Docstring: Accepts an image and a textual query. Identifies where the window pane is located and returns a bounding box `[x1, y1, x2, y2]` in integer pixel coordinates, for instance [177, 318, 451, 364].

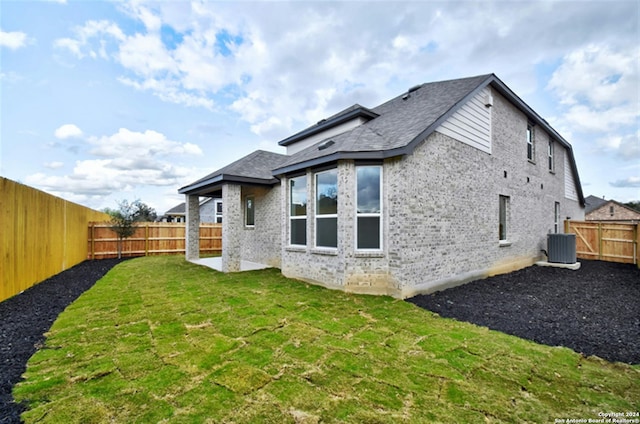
[290, 176, 307, 216]
[246, 197, 255, 226]
[357, 167, 380, 213]
[357, 217, 380, 249]
[499, 196, 507, 240]
[316, 169, 338, 215]
[291, 218, 306, 245]
[317, 217, 337, 248]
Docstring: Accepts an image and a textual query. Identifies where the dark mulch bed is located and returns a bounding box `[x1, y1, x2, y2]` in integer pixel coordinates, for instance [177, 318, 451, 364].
[0, 259, 126, 424]
[408, 260, 640, 365]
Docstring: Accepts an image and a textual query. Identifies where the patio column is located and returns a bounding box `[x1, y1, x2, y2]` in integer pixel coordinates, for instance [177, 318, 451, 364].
[185, 194, 200, 261]
[222, 184, 242, 272]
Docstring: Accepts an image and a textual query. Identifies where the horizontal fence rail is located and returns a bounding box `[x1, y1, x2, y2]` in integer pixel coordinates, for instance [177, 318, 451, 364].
[88, 222, 222, 259]
[566, 220, 639, 266]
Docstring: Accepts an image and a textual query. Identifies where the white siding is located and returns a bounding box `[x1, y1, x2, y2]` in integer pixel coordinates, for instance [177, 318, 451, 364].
[564, 153, 579, 201]
[286, 117, 368, 155]
[436, 87, 492, 154]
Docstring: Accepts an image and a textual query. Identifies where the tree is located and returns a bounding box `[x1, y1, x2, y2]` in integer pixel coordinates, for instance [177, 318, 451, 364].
[132, 201, 157, 222]
[103, 200, 158, 259]
[624, 201, 640, 212]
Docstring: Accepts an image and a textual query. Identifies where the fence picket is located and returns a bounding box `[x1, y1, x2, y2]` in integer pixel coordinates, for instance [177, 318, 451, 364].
[566, 220, 639, 266]
[87, 222, 221, 259]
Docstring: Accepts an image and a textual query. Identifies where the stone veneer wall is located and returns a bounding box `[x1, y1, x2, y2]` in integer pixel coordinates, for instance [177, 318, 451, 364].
[280, 86, 584, 298]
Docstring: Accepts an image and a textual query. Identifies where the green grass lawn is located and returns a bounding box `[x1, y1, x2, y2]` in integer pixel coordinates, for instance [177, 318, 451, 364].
[14, 256, 639, 423]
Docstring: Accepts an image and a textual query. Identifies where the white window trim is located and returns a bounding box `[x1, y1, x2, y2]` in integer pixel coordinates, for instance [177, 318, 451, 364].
[289, 175, 307, 247]
[499, 195, 510, 244]
[314, 169, 338, 250]
[245, 195, 255, 228]
[548, 140, 555, 172]
[527, 124, 535, 162]
[355, 165, 383, 252]
[554, 202, 560, 234]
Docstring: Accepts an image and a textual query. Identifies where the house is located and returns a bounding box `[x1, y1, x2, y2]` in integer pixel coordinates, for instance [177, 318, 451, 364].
[585, 195, 640, 223]
[161, 198, 223, 223]
[179, 74, 585, 298]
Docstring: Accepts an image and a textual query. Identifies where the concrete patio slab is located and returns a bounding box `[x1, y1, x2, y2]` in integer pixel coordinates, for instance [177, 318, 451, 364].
[189, 257, 271, 272]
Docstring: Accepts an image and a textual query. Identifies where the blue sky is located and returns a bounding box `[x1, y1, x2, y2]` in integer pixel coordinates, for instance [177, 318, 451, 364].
[1, 0, 638, 214]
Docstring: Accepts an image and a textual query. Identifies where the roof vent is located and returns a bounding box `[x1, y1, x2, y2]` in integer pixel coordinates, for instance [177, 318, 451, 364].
[318, 139, 335, 150]
[317, 118, 327, 125]
[403, 84, 422, 100]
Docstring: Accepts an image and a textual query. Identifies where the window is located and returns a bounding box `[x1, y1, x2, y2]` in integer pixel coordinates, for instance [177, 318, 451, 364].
[554, 202, 560, 233]
[527, 124, 534, 161]
[356, 166, 382, 250]
[610, 205, 614, 216]
[289, 175, 307, 246]
[245, 196, 255, 227]
[548, 140, 554, 171]
[215, 199, 223, 224]
[315, 169, 338, 248]
[499, 195, 509, 242]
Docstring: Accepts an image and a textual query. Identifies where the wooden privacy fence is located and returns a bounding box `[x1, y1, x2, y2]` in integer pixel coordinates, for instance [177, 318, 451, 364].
[1, 177, 110, 303]
[88, 222, 222, 259]
[566, 220, 639, 266]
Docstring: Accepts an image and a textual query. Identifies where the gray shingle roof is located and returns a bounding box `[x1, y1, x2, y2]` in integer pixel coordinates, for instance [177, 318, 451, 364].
[179, 150, 289, 195]
[273, 74, 492, 173]
[585, 195, 608, 214]
[179, 73, 584, 206]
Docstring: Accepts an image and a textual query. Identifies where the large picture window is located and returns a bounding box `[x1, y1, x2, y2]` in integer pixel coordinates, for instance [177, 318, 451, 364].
[289, 175, 307, 246]
[356, 166, 382, 250]
[315, 169, 338, 248]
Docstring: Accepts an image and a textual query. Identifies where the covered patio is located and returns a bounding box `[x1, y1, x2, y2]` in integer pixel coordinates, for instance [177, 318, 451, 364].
[178, 150, 289, 273]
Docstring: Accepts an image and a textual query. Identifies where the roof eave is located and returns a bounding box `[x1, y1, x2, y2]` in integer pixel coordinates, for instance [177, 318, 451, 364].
[178, 174, 280, 195]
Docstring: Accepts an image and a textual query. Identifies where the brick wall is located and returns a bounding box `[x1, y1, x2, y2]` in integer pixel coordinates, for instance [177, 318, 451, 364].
[280, 86, 584, 297]
[587, 202, 640, 221]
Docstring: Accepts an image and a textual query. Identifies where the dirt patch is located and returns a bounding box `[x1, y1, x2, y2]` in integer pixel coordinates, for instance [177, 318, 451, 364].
[408, 260, 640, 365]
[0, 259, 125, 424]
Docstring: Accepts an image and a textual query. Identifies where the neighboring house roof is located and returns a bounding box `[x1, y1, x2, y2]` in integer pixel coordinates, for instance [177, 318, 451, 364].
[165, 202, 186, 215]
[180, 74, 585, 205]
[584, 195, 608, 214]
[179, 150, 290, 195]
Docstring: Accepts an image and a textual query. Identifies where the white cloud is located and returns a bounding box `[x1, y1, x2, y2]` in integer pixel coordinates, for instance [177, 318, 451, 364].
[88, 128, 202, 158]
[27, 127, 203, 202]
[54, 124, 83, 139]
[610, 176, 640, 188]
[44, 161, 64, 169]
[0, 30, 28, 50]
[548, 44, 638, 107]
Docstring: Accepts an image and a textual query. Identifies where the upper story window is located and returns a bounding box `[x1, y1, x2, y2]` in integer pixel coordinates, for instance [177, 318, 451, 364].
[245, 196, 255, 227]
[548, 140, 554, 172]
[315, 169, 338, 248]
[289, 175, 307, 246]
[609, 205, 614, 216]
[356, 166, 382, 250]
[527, 124, 535, 162]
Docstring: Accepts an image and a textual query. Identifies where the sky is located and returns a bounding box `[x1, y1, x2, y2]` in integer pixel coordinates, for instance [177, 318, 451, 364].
[1, 0, 638, 215]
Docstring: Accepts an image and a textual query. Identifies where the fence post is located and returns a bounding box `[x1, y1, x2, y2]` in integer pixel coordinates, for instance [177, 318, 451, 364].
[145, 223, 149, 257]
[598, 222, 603, 261]
[635, 223, 640, 269]
[91, 223, 95, 260]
